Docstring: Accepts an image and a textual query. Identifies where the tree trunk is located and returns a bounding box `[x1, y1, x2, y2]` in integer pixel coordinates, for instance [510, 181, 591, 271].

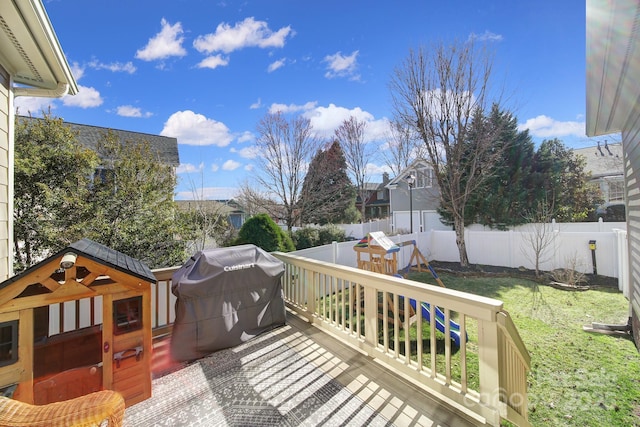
[453, 216, 470, 267]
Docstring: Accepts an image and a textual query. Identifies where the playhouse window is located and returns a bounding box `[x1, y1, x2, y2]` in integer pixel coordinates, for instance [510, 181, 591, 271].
[113, 297, 142, 335]
[0, 320, 18, 367]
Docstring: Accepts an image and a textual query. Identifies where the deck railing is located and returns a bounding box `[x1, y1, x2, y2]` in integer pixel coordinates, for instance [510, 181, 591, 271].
[146, 255, 530, 426]
[271, 252, 531, 427]
[150, 267, 178, 337]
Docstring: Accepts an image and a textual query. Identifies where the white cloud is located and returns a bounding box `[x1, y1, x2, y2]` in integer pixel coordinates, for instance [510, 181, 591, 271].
[196, 54, 230, 69]
[244, 164, 254, 171]
[250, 98, 262, 109]
[236, 131, 255, 143]
[468, 31, 503, 43]
[366, 163, 392, 176]
[70, 62, 85, 80]
[268, 58, 286, 72]
[324, 50, 359, 80]
[175, 187, 239, 200]
[62, 85, 103, 108]
[211, 164, 220, 172]
[222, 159, 241, 170]
[116, 105, 153, 118]
[136, 18, 187, 61]
[302, 103, 388, 141]
[161, 110, 233, 146]
[231, 146, 259, 159]
[518, 115, 586, 138]
[15, 62, 103, 112]
[193, 17, 294, 54]
[268, 101, 317, 114]
[176, 162, 204, 174]
[88, 60, 136, 74]
[14, 97, 55, 115]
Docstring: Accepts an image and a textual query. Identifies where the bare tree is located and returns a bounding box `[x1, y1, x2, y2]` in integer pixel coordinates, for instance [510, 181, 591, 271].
[335, 116, 376, 222]
[235, 180, 282, 219]
[521, 199, 557, 278]
[382, 119, 425, 176]
[254, 112, 319, 231]
[177, 200, 231, 252]
[390, 40, 504, 266]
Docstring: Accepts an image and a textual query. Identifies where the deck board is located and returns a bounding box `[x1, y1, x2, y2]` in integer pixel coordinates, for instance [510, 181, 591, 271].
[141, 311, 479, 426]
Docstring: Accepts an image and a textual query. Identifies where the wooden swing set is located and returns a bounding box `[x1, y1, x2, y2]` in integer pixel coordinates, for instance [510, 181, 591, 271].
[353, 232, 445, 325]
[354, 232, 444, 286]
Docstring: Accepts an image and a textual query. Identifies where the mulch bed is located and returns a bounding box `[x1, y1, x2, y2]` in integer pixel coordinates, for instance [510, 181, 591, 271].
[426, 260, 619, 289]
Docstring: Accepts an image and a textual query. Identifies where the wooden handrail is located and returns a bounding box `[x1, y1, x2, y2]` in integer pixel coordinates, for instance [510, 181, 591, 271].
[148, 257, 531, 426]
[271, 251, 531, 427]
[51, 253, 531, 426]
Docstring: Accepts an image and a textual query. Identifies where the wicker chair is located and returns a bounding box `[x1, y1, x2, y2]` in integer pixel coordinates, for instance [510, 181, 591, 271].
[0, 390, 124, 427]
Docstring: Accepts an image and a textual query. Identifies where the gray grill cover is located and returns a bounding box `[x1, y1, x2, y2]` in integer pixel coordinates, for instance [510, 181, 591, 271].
[170, 244, 286, 361]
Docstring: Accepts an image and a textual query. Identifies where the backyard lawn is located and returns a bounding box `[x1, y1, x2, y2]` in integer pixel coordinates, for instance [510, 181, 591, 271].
[408, 271, 640, 427]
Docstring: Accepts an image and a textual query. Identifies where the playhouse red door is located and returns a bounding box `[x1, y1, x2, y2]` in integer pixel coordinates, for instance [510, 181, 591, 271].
[108, 294, 152, 406]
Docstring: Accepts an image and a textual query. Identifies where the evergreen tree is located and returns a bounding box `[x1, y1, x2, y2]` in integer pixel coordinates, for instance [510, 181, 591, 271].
[15, 114, 192, 271]
[299, 141, 358, 225]
[84, 131, 187, 269]
[532, 139, 602, 222]
[14, 113, 99, 271]
[470, 106, 536, 228]
[438, 105, 538, 229]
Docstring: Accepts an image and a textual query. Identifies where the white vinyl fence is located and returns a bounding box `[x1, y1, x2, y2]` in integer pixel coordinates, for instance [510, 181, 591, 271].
[337, 218, 392, 238]
[294, 222, 630, 297]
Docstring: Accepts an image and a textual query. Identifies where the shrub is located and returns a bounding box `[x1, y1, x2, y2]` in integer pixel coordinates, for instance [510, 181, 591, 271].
[233, 213, 294, 252]
[278, 227, 296, 252]
[293, 225, 348, 250]
[317, 224, 347, 246]
[549, 253, 587, 287]
[293, 227, 320, 250]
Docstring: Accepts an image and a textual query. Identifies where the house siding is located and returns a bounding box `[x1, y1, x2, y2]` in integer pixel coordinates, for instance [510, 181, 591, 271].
[0, 65, 10, 281]
[622, 100, 640, 348]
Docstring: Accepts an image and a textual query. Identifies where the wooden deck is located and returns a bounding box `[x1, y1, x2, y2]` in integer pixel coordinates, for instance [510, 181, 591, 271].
[141, 311, 480, 426]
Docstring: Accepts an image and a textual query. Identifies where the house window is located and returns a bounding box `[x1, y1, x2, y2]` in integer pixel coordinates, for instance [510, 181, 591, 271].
[0, 321, 18, 367]
[608, 180, 624, 202]
[113, 297, 142, 335]
[92, 167, 116, 185]
[377, 190, 384, 200]
[414, 167, 433, 188]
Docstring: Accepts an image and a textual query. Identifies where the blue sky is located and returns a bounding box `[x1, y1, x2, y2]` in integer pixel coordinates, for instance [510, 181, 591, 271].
[17, 0, 599, 200]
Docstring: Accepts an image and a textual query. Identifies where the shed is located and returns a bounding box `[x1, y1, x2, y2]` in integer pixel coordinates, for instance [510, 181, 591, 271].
[0, 239, 156, 407]
[170, 245, 285, 362]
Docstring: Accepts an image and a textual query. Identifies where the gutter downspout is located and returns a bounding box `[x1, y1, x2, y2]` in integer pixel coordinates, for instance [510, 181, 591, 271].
[13, 82, 69, 98]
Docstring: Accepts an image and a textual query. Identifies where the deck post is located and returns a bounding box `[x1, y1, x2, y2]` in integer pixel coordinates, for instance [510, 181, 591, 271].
[363, 285, 378, 346]
[477, 317, 503, 425]
[307, 269, 316, 313]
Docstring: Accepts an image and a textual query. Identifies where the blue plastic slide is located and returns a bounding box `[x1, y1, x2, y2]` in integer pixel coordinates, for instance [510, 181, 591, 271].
[409, 299, 464, 346]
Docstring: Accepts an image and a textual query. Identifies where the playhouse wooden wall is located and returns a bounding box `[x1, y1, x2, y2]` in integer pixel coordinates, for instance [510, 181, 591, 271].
[0, 255, 153, 407]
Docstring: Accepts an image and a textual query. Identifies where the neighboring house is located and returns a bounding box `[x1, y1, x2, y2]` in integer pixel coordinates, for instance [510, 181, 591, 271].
[355, 172, 391, 220]
[18, 116, 180, 178]
[68, 120, 180, 171]
[176, 199, 247, 252]
[586, 0, 640, 347]
[575, 141, 625, 221]
[575, 141, 624, 203]
[385, 159, 445, 233]
[0, 0, 77, 280]
[176, 199, 247, 229]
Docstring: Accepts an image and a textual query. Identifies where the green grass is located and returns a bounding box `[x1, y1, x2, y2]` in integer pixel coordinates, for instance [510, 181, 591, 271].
[408, 271, 640, 427]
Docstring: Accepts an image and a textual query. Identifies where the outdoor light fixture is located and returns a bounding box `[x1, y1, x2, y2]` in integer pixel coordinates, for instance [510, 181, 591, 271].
[60, 252, 77, 269]
[405, 174, 416, 234]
